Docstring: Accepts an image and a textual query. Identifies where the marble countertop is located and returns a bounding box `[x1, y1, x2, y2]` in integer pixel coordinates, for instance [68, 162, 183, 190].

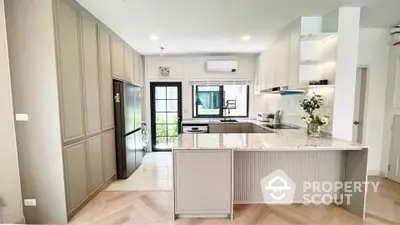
[173, 120, 367, 151]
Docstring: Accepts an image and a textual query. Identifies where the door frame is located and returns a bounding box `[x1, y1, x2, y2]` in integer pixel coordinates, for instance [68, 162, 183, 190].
[150, 82, 182, 152]
[388, 115, 400, 182]
[353, 67, 369, 144]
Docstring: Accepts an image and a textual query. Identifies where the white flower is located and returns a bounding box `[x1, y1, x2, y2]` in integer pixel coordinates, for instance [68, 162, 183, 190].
[303, 117, 312, 124]
[320, 116, 329, 125]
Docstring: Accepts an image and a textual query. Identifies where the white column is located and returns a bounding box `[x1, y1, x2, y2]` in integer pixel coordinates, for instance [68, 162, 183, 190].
[332, 7, 361, 141]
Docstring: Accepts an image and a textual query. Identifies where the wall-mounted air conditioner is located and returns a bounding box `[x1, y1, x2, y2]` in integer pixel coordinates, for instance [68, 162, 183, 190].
[206, 60, 238, 73]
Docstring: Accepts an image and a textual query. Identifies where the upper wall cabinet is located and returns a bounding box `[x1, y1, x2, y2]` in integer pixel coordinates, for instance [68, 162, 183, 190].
[124, 44, 135, 83]
[134, 51, 143, 85]
[111, 35, 125, 80]
[255, 17, 337, 92]
[55, 0, 85, 142]
[98, 27, 114, 130]
[80, 15, 102, 136]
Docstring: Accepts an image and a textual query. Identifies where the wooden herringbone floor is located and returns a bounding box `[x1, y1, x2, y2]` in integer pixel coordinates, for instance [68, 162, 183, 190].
[70, 177, 400, 225]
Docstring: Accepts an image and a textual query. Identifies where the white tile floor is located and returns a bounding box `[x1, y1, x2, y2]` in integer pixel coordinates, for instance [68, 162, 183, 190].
[105, 152, 173, 191]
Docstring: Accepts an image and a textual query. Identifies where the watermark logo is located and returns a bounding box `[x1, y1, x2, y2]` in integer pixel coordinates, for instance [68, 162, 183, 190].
[260, 169, 296, 204]
[260, 169, 380, 205]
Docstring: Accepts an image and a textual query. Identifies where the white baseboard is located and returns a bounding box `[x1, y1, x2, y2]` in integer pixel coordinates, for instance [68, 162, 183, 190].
[368, 170, 384, 177]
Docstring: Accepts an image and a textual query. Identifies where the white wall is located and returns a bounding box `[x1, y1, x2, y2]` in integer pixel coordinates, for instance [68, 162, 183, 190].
[144, 55, 268, 149]
[357, 28, 390, 175]
[0, 0, 24, 223]
[5, 0, 68, 223]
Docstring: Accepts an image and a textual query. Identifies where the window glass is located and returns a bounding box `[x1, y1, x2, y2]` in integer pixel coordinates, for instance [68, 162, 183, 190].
[196, 86, 221, 116]
[193, 85, 248, 117]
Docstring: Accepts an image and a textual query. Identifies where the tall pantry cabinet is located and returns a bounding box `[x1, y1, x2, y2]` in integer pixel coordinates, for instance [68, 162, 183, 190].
[4, 0, 144, 223]
[54, 0, 144, 218]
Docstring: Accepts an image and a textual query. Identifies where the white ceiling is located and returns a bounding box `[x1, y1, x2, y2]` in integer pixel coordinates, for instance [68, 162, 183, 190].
[77, 0, 400, 55]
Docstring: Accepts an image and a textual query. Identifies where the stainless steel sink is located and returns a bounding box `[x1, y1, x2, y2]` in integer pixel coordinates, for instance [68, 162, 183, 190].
[219, 119, 238, 123]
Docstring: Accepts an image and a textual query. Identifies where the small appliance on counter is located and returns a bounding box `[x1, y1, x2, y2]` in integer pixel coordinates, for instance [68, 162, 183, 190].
[257, 112, 270, 122]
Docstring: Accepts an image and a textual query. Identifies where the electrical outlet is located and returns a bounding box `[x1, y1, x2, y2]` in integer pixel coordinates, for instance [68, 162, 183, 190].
[24, 199, 36, 206]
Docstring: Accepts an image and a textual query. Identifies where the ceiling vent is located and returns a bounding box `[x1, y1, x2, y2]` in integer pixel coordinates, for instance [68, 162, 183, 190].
[206, 60, 238, 73]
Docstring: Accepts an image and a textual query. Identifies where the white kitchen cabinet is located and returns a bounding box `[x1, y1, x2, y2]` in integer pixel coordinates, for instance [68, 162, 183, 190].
[124, 44, 134, 83]
[174, 149, 232, 218]
[86, 135, 104, 194]
[257, 17, 336, 90]
[275, 36, 290, 87]
[111, 35, 125, 80]
[80, 15, 102, 136]
[56, 0, 85, 143]
[288, 26, 301, 88]
[98, 27, 114, 130]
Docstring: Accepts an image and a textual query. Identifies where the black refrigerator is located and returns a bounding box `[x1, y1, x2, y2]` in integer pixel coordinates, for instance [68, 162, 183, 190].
[113, 80, 144, 179]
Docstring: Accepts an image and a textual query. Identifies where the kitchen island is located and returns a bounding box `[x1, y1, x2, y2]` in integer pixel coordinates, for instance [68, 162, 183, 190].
[172, 122, 368, 221]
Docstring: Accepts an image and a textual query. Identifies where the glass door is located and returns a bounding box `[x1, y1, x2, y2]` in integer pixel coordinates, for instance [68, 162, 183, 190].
[150, 82, 182, 151]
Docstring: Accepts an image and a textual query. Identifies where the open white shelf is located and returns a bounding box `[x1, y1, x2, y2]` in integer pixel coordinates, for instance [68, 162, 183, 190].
[301, 33, 337, 42]
[307, 84, 335, 89]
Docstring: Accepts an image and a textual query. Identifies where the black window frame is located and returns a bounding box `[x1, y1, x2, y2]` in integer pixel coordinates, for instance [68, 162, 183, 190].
[192, 85, 250, 118]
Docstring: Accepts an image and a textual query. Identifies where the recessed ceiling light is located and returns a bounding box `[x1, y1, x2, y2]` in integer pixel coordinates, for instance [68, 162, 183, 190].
[150, 35, 159, 40]
[241, 35, 251, 41]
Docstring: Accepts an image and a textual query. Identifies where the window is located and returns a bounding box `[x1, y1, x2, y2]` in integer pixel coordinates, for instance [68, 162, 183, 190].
[193, 85, 249, 118]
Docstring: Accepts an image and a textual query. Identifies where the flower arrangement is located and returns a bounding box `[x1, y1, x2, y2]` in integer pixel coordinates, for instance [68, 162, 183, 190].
[299, 93, 329, 136]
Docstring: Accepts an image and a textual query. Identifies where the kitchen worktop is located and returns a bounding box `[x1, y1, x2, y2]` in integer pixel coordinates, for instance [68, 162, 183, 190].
[174, 120, 367, 151]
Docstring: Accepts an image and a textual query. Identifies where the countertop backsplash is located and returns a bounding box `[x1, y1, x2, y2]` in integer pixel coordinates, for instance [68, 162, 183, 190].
[265, 87, 335, 133]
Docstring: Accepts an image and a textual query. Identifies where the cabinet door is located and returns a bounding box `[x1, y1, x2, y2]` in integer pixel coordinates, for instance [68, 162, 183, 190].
[288, 28, 301, 88]
[102, 130, 116, 180]
[134, 52, 142, 85]
[64, 141, 88, 212]
[98, 28, 114, 130]
[86, 135, 104, 193]
[56, 0, 84, 143]
[174, 150, 232, 214]
[276, 36, 290, 87]
[264, 50, 276, 88]
[241, 123, 253, 133]
[124, 45, 134, 83]
[139, 54, 145, 86]
[209, 124, 225, 133]
[225, 124, 242, 133]
[80, 15, 101, 135]
[111, 35, 124, 79]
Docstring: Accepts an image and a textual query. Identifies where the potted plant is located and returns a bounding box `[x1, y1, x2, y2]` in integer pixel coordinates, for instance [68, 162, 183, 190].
[299, 93, 329, 137]
[267, 113, 275, 122]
